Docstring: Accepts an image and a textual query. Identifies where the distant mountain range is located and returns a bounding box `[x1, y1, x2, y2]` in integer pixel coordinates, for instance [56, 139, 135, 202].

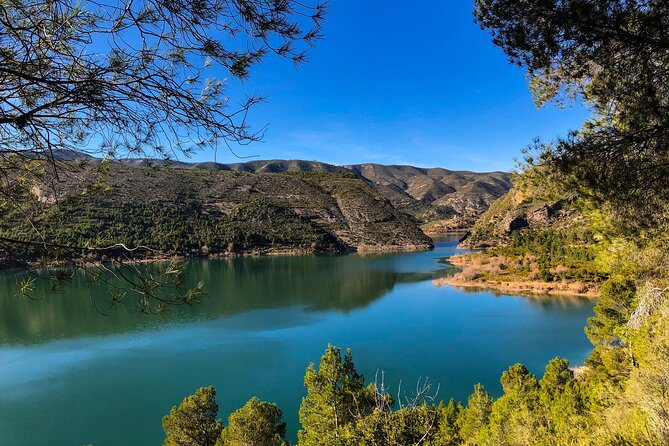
[2, 153, 513, 264]
[89, 156, 513, 230]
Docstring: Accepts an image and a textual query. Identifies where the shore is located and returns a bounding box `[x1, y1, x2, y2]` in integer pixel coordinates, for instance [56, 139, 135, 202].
[1, 242, 434, 271]
[434, 253, 601, 299]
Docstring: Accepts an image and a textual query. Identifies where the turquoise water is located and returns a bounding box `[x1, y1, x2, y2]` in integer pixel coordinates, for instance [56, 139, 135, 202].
[0, 238, 595, 445]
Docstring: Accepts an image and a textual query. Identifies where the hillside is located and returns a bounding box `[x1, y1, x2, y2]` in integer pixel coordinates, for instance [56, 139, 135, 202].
[346, 163, 512, 231]
[0, 163, 433, 266]
[438, 173, 605, 297]
[459, 173, 586, 249]
[93, 156, 512, 231]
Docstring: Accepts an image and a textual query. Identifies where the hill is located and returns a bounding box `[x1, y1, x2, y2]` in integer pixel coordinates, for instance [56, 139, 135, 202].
[0, 162, 433, 266]
[345, 163, 511, 230]
[438, 172, 604, 297]
[91, 157, 512, 231]
[459, 174, 585, 249]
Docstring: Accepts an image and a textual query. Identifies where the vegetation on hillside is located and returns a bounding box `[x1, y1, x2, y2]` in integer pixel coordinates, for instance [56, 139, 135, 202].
[0, 165, 432, 269]
[95, 159, 513, 231]
[440, 172, 606, 296]
[0, 194, 343, 264]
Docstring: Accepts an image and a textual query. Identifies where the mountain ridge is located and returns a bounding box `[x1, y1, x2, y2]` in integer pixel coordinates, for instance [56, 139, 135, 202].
[63, 154, 512, 229]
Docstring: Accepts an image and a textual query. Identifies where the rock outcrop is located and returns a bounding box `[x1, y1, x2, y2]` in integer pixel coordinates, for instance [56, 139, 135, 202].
[460, 177, 582, 249]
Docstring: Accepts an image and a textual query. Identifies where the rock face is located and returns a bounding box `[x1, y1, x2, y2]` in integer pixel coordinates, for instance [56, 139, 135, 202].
[108, 158, 512, 228]
[460, 178, 582, 249]
[504, 215, 530, 233]
[7, 163, 433, 261]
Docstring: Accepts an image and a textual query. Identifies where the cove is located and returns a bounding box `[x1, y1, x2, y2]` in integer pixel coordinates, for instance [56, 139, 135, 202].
[0, 237, 595, 446]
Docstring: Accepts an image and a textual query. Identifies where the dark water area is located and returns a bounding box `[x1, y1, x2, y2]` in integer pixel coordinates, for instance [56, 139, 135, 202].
[0, 237, 595, 445]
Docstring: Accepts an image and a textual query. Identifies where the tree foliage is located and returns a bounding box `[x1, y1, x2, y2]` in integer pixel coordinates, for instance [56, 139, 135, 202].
[298, 345, 376, 446]
[297, 345, 453, 445]
[163, 386, 223, 446]
[586, 277, 637, 347]
[474, 0, 669, 230]
[219, 397, 288, 446]
[457, 384, 492, 445]
[163, 388, 288, 446]
[0, 0, 324, 160]
[0, 0, 325, 306]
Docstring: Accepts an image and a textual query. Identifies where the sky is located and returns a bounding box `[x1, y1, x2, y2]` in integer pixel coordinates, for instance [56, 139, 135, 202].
[191, 0, 591, 173]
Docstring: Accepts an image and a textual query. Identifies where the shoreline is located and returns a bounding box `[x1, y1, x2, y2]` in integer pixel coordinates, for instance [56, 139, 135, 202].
[421, 227, 470, 237]
[1, 243, 434, 272]
[433, 276, 600, 299]
[434, 254, 601, 299]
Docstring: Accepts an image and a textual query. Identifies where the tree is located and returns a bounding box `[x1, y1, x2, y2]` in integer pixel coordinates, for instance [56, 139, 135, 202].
[350, 404, 442, 446]
[474, 0, 669, 231]
[458, 383, 493, 445]
[537, 358, 587, 444]
[499, 364, 539, 399]
[486, 365, 540, 445]
[298, 345, 375, 446]
[585, 277, 637, 347]
[539, 358, 573, 402]
[433, 399, 462, 446]
[218, 397, 288, 446]
[344, 374, 444, 446]
[162, 386, 223, 446]
[0, 0, 325, 306]
[0, 0, 324, 160]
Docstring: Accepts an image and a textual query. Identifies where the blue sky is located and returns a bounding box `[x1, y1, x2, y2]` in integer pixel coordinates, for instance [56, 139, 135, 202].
[193, 0, 590, 172]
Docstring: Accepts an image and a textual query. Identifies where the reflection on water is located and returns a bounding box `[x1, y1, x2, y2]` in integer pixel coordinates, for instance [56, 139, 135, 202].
[0, 250, 455, 345]
[438, 282, 595, 306]
[0, 240, 595, 446]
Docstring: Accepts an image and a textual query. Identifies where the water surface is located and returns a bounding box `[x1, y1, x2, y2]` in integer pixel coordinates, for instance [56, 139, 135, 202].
[0, 238, 594, 446]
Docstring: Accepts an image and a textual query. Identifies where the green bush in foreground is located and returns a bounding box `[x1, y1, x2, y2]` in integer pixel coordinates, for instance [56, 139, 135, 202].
[163, 388, 288, 446]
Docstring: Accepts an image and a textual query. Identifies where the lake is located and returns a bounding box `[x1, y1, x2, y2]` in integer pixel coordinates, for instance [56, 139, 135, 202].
[0, 237, 595, 446]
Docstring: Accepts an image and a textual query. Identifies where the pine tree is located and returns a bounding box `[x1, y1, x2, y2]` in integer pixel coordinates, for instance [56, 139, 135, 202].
[458, 384, 493, 445]
[218, 397, 288, 446]
[298, 345, 374, 446]
[162, 387, 223, 446]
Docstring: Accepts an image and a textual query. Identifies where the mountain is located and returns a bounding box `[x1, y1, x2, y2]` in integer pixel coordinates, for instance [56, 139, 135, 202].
[344, 163, 512, 230]
[441, 172, 603, 298]
[0, 163, 433, 265]
[91, 157, 512, 231]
